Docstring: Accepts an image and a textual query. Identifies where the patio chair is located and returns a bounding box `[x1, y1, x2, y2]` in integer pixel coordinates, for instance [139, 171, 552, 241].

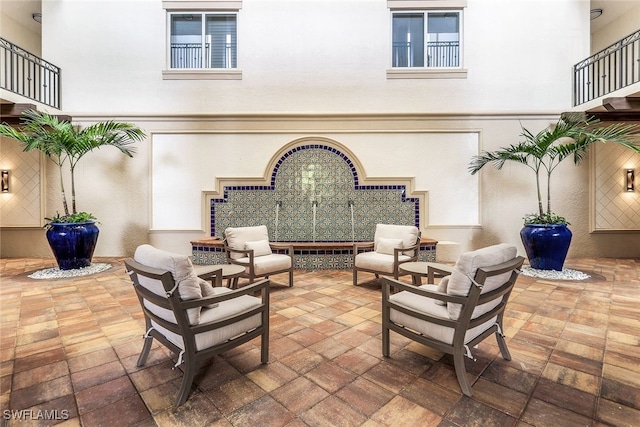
[353, 223, 421, 286]
[381, 243, 524, 396]
[124, 244, 269, 406]
[224, 225, 294, 287]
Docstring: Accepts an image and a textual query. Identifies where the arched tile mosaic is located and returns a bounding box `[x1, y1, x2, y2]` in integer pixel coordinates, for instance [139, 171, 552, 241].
[210, 143, 419, 242]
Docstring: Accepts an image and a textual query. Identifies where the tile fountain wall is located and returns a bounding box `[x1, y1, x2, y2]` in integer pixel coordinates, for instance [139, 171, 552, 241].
[192, 140, 436, 269]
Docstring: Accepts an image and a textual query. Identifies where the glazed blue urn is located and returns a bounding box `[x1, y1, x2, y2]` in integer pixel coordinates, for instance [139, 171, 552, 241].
[46, 221, 100, 270]
[520, 224, 572, 271]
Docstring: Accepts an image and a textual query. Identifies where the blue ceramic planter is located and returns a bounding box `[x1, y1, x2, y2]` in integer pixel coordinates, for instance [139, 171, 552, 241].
[520, 224, 572, 271]
[46, 221, 100, 270]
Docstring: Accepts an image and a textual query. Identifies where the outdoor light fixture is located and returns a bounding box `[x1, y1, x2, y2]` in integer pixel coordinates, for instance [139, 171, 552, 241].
[626, 169, 635, 192]
[590, 8, 602, 20]
[1, 170, 9, 193]
[32, 13, 42, 23]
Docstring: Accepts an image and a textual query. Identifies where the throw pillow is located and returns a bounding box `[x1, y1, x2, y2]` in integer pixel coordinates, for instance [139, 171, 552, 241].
[245, 239, 272, 257]
[377, 237, 403, 255]
[434, 276, 449, 306]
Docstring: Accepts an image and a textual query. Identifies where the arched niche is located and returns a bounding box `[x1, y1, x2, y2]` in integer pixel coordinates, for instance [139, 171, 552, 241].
[204, 137, 427, 242]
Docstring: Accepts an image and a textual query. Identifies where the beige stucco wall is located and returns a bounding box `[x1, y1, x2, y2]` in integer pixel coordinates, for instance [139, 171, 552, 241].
[5, 112, 639, 260]
[2, 0, 639, 261]
[0, 6, 40, 55]
[591, 3, 640, 53]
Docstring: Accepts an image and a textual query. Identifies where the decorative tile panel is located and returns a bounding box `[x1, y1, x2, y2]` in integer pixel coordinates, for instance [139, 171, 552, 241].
[0, 139, 42, 227]
[211, 144, 419, 241]
[593, 143, 640, 231]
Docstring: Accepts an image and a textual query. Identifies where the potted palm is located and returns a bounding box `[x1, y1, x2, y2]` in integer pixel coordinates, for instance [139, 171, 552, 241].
[469, 113, 639, 271]
[0, 109, 146, 270]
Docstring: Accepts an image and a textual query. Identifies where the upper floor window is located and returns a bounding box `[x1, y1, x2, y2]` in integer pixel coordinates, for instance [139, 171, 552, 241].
[392, 11, 460, 68]
[169, 12, 237, 69]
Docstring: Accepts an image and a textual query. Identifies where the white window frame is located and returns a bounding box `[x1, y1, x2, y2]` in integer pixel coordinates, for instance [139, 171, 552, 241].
[387, 0, 467, 80]
[162, 1, 242, 80]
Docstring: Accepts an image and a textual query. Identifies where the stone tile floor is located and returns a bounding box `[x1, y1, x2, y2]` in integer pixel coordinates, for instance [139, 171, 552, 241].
[0, 257, 639, 426]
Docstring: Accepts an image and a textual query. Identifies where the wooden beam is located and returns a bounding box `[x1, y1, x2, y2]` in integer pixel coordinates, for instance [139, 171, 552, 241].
[602, 97, 640, 112]
[0, 103, 72, 125]
[586, 110, 640, 122]
[0, 103, 37, 117]
[583, 95, 640, 122]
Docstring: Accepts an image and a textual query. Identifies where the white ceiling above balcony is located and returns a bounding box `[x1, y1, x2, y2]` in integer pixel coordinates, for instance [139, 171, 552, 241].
[0, 0, 41, 35]
[590, 0, 639, 33]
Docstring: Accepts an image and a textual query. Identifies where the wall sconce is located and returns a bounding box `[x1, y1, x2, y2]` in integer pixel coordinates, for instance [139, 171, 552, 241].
[1, 170, 9, 193]
[626, 169, 635, 192]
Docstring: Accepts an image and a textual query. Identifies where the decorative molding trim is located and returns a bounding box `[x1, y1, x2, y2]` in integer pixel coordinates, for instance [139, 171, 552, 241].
[162, 1, 242, 10]
[387, 0, 467, 10]
[386, 68, 468, 79]
[162, 69, 242, 80]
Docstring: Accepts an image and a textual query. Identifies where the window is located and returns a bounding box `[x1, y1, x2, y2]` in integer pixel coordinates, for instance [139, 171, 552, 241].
[169, 12, 237, 69]
[386, 0, 466, 80]
[392, 11, 460, 68]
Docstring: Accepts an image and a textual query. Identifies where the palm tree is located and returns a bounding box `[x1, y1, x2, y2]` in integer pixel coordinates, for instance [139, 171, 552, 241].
[468, 113, 639, 224]
[0, 109, 146, 222]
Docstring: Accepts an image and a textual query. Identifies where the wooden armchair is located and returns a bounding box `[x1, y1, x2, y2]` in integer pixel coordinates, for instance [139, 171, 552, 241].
[124, 244, 269, 406]
[381, 244, 524, 396]
[224, 225, 294, 287]
[353, 223, 421, 286]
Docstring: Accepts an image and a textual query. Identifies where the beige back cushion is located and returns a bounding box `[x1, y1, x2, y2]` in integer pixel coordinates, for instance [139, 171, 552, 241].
[225, 225, 270, 259]
[446, 243, 517, 320]
[374, 224, 419, 254]
[134, 244, 214, 325]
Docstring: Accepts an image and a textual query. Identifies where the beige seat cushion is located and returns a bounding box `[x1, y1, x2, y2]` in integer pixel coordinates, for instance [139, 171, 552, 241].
[389, 284, 497, 345]
[150, 288, 263, 351]
[354, 251, 412, 273]
[236, 253, 292, 276]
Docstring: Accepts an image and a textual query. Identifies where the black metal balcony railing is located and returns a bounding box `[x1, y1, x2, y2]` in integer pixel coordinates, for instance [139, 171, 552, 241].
[426, 41, 459, 67]
[171, 43, 210, 69]
[392, 41, 459, 68]
[0, 37, 61, 109]
[170, 42, 237, 69]
[573, 29, 640, 106]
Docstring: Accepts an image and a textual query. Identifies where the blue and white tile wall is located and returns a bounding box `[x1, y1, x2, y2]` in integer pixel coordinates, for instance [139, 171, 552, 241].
[198, 143, 435, 269]
[211, 144, 418, 241]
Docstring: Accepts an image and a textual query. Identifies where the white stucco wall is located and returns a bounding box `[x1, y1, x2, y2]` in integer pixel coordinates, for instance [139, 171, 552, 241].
[151, 131, 479, 230]
[41, 0, 588, 114]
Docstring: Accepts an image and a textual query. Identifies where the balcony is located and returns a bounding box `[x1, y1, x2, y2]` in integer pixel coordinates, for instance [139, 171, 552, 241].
[573, 29, 640, 107]
[170, 41, 236, 69]
[392, 41, 459, 68]
[0, 37, 61, 109]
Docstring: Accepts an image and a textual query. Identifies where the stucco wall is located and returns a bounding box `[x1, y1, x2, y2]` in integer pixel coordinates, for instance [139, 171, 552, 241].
[41, 0, 588, 114]
[591, 3, 640, 53]
[2, 0, 639, 261]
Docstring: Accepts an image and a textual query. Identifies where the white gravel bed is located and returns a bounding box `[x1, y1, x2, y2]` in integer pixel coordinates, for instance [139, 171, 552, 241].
[521, 266, 590, 280]
[28, 263, 112, 279]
